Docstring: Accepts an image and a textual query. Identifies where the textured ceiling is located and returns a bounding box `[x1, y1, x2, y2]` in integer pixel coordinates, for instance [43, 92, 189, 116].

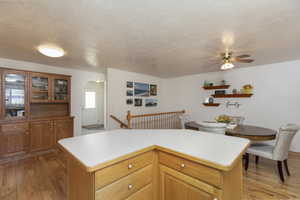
[0, 0, 300, 77]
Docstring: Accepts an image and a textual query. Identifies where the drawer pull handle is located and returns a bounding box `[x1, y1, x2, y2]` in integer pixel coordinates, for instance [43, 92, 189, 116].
[181, 163, 185, 168]
[128, 184, 133, 190]
[128, 164, 133, 169]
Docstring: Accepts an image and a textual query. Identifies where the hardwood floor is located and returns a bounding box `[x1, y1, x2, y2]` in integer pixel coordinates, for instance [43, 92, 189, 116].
[243, 152, 300, 200]
[1, 152, 299, 200]
[0, 151, 67, 200]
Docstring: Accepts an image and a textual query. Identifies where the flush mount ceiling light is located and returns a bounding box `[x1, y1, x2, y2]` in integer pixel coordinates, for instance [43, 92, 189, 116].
[37, 44, 65, 58]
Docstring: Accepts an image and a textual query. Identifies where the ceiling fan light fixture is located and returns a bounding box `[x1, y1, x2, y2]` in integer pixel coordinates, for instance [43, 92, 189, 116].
[221, 61, 234, 70]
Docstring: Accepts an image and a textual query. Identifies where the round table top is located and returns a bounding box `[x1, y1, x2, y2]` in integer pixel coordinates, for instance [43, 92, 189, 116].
[226, 125, 277, 141]
[185, 121, 277, 141]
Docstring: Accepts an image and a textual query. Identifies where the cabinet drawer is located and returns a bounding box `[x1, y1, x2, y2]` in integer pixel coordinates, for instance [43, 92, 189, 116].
[1, 123, 29, 133]
[125, 184, 152, 200]
[95, 151, 153, 190]
[95, 165, 153, 200]
[159, 152, 222, 188]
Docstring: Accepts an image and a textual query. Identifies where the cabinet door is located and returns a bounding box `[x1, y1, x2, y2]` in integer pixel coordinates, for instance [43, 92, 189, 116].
[30, 121, 54, 151]
[30, 73, 51, 103]
[160, 165, 219, 200]
[54, 119, 73, 143]
[0, 69, 2, 120]
[52, 76, 70, 103]
[2, 70, 28, 120]
[0, 124, 29, 156]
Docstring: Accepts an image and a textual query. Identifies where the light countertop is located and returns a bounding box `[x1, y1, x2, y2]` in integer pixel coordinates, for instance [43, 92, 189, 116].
[59, 129, 249, 171]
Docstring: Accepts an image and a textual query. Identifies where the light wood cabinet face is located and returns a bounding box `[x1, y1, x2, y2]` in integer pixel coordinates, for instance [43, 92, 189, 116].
[159, 152, 222, 187]
[54, 119, 73, 143]
[30, 73, 52, 103]
[0, 123, 29, 155]
[95, 151, 153, 190]
[30, 121, 54, 151]
[125, 184, 153, 200]
[160, 165, 218, 200]
[164, 174, 214, 200]
[95, 165, 153, 200]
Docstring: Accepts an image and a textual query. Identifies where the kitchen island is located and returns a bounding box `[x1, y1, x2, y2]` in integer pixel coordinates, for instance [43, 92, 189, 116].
[59, 129, 249, 200]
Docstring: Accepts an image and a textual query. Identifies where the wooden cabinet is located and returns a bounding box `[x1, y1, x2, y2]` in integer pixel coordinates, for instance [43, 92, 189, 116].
[95, 165, 153, 200]
[0, 67, 73, 160]
[54, 118, 74, 143]
[125, 184, 153, 200]
[29, 73, 71, 103]
[65, 149, 243, 200]
[30, 72, 52, 103]
[160, 165, 218, 200]
[52, 76, 70, 103]
[1, 69, 28, 120]
[95, 151, 153, 190]
[0, 69, 2, 120]
[159, 152, 222, 187]
[30, 121, 54, 151]
[0, 122, 29, 156]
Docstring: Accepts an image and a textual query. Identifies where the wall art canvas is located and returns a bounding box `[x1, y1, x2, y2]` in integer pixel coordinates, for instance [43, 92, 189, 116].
[150, 84, 157, 96]
[145, 99, 158, 107]
[126, 90, 133, 96]
[134, 98, 143, 107]
[127, 81, 133, 88]
[126, 99, 133, 105]
[134, 82, 149, 97]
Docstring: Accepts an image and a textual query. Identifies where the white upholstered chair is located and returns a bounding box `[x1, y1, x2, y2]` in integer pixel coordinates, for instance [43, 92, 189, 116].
[179, 114, 191, 129]
[245, 124, 300, 182]
[197, 122, 227, 134]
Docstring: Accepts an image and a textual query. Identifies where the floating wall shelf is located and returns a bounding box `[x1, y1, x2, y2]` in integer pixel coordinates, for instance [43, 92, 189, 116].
[203, 85, 230, 90]
[212, 94, 253, 98]
[203, 103, 220, 107]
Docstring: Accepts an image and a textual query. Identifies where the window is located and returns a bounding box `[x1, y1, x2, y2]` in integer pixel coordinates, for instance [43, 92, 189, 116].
[85, 91, 96, 109]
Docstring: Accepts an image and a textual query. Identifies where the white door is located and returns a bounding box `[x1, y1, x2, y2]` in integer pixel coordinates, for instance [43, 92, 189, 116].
[82, 89, 98, 126]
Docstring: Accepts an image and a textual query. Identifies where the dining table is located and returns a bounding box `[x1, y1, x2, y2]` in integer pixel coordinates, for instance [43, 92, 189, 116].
[184, 121, 277, 141]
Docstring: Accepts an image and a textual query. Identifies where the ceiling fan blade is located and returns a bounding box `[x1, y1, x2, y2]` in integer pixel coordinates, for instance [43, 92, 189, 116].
[235, 58, 254, 63]
[236, 54, 251, 58]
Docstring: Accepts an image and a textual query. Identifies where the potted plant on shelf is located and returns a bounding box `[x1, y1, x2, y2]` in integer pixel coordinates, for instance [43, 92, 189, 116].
[243, 84, 253, 94]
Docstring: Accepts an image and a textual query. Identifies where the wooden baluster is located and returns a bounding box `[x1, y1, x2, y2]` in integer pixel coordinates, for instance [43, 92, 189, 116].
[127, 111, 131, 129]
[159, 115, 161, 129]
[143, 116, 145, 129]
[173, 114, 176, 129]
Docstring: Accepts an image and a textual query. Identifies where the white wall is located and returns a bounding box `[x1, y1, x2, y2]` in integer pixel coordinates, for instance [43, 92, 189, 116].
[82, 81, 105, 126]
[107, 68, 162, 129]
[161, 60, 300, 152]
[0, 58, 106, 136]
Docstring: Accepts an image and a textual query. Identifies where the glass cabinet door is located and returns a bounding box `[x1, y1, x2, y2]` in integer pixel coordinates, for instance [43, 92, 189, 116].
[31, 74, 50, 102]
[53, 77, 69, 102]
[4, 73, 26, 119]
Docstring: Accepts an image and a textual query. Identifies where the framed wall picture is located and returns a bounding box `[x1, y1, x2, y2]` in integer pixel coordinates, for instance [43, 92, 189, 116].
[145, 99, 158, 107]
[150, 84, 157, 96]
[134, 98, 143, 107]
[127, 81, 133, 88]
[126, 99, 133, 105]
[134, 82, 149, 97]
[126, 90, 133, 96]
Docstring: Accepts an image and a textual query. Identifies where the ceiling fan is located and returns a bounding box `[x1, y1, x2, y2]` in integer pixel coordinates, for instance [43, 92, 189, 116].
[220, 51, 254, 70]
